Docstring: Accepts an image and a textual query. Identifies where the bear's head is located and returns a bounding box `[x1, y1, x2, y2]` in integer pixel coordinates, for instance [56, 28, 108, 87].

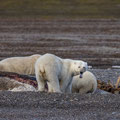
[72, 60, 88, 77]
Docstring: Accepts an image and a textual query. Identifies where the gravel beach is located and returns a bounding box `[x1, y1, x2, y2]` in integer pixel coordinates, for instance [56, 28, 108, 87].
[0, 69, 120, 120]
[0, 18, 120, 119]
[0, 91, 120, 120]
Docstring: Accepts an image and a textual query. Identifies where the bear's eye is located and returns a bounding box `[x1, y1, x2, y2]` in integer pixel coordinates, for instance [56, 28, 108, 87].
[78, 66, 81, 68]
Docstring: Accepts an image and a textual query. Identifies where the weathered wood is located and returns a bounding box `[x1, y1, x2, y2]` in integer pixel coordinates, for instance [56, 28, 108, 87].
[97, 78, 120, 94]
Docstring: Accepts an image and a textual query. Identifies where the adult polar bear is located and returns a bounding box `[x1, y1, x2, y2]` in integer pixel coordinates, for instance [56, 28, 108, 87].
[0, 54, 41, 75]
[72, 71, 97, 94]
[35, 53, 88, 93]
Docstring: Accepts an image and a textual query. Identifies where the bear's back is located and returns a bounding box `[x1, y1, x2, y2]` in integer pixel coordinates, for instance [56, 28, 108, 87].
[72, 71, 96, 88]
[0, 54, 41, 74]
[36, 53, 61, 65]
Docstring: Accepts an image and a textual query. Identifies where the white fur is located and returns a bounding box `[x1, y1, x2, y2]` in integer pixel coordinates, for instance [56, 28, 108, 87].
[72, 71, 97, 94]
[0, 54, 41, 75]
[35, 53, 88, 93]
[11, 84, 36, 92]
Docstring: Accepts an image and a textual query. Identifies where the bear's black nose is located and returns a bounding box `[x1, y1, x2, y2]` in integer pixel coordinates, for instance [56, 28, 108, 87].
[80, 71, 83, 74]
[80, 72, 83, 78]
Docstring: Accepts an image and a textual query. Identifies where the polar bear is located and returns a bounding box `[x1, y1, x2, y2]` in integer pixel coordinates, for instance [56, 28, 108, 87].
[35, 53, 88, 93]
[0, 54, 41, 75]
[72, 71, 97, 94]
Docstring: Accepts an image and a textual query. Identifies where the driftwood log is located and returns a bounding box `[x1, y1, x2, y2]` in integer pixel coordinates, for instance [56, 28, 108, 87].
[0, 71, 120, 94]
[97, 78, 120, 94]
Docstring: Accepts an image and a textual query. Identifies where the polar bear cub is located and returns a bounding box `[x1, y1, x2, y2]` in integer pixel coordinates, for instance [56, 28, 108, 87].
[35, 53, 88, 93]
[0, 54, 41, 75]
[72, 71, 97, 94]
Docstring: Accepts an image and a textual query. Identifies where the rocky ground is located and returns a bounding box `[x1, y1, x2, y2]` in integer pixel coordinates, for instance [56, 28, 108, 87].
[0, 91, 120, 120]
[0, 19, 120, 68]
[0, 19, 120, 119]
[0, 69, 120, 120]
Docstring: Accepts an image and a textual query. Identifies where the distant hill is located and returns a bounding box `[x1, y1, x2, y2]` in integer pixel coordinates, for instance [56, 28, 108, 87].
[0, 0, 120, 18]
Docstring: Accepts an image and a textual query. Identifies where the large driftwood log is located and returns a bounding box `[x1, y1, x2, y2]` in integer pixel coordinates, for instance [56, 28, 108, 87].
[0, 71, 120, 94]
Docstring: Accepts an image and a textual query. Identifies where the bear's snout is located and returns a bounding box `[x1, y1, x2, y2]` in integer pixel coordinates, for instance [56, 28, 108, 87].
[80, 71, 83, 74]
[80, 71, 83, 78]
[79, 66, 87, 78]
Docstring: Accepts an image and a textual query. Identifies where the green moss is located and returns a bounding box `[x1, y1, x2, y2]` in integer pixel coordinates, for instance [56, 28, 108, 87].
[0, 0, 120, 19]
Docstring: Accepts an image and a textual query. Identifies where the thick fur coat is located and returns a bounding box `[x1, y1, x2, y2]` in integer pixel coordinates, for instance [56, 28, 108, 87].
[35, 53, 88, 93]
[72, 71, 97, 94]
[0, 54, 41, 75]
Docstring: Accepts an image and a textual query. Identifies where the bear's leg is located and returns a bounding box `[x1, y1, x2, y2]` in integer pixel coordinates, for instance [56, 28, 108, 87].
[47, 82, 53, 92]
[36, 73, 45, 92]
[47, 75, 61, 93]
[79, 87, 88, 94]
[65, 83, 72, 93]
[72, 87, 79, 93]
[60, 77, 72, 93]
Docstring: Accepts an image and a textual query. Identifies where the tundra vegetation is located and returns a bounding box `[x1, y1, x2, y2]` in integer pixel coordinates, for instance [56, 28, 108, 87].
[0, 0, 120, 19]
